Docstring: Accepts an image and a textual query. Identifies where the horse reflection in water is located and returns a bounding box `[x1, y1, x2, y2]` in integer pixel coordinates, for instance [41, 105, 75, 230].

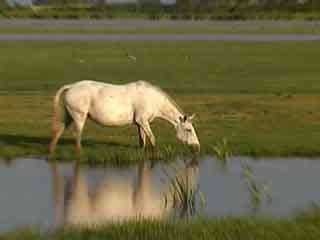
[50, 159, 199, 227]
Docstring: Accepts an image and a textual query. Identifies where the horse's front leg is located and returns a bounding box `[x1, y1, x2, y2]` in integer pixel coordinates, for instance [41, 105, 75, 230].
[137, 125, 146, 148]
[142, 123, 156, 147]
[136, 120, 156, 148]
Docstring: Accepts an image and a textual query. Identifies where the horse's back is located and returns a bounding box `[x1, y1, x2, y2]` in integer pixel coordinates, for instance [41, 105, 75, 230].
[62, 80, 164, 125]
[68, 80, 162, 104]
[66, 80, 154, 93]
[67, 80, 134, 125]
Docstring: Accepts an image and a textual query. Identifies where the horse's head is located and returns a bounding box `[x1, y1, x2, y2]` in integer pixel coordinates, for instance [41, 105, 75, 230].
[176, 114, 200, 152]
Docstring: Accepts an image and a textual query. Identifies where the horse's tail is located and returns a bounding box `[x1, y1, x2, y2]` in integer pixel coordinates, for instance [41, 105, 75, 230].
[52, 84, 72, 134]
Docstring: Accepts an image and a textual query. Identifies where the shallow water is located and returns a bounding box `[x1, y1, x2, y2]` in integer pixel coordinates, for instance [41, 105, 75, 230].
[0, 156, 320, 232]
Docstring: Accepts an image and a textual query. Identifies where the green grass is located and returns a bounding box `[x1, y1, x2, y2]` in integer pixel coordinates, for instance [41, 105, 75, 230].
[1, 41, 320, 94]
[2, 23, 320, 35]
[2, 215, 320, 240]
[1, 41, 320, 162]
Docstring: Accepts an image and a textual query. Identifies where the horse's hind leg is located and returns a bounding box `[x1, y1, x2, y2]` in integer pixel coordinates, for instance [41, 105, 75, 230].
[49, 124, 65, 156]
[49, 111, 73, 156]
[70, 112, 87, 154]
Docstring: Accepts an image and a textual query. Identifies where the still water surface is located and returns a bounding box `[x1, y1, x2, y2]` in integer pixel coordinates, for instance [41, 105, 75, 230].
[0, 156, 320, 232]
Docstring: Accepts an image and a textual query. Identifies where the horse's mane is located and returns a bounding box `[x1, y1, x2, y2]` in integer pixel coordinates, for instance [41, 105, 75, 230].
[139, 81, 185, 115]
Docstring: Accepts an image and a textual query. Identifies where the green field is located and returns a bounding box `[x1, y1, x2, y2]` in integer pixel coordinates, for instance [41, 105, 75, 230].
[1, 39, 320, 239]
[1, 41, 320, 161]
[2, 214, 320, 240]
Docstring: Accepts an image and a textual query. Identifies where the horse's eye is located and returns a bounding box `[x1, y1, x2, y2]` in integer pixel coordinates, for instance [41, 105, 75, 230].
[186, 129, 192, 132]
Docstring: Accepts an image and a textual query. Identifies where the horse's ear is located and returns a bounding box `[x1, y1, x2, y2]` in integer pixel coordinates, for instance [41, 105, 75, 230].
[188, 114, 196, 121]
[179, 115, 187, 122]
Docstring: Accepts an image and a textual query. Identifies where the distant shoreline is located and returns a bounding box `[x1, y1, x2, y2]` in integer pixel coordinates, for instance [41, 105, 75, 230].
[1, 6, 320, 21]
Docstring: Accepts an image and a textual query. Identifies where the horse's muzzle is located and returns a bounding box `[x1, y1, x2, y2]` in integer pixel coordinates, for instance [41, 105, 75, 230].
[190, 144, 200, 153]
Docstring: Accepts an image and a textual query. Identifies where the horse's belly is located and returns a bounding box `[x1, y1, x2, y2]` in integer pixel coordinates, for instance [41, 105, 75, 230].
[89, 98, 134, 126]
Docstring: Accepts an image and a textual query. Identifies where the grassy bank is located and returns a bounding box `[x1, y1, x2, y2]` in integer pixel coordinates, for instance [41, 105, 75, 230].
[1, 41, 320, 162]
[2, 214, 320, 240]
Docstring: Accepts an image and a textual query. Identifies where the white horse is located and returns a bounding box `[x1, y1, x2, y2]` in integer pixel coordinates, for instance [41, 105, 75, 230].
[49, 80, 200, 154]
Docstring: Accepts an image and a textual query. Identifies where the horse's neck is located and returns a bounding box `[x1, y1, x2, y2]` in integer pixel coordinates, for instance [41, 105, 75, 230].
[158, 99, 183, 128]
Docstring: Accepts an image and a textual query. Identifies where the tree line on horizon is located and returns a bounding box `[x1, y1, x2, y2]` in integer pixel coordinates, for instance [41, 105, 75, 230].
[1, 0, 320, 13]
